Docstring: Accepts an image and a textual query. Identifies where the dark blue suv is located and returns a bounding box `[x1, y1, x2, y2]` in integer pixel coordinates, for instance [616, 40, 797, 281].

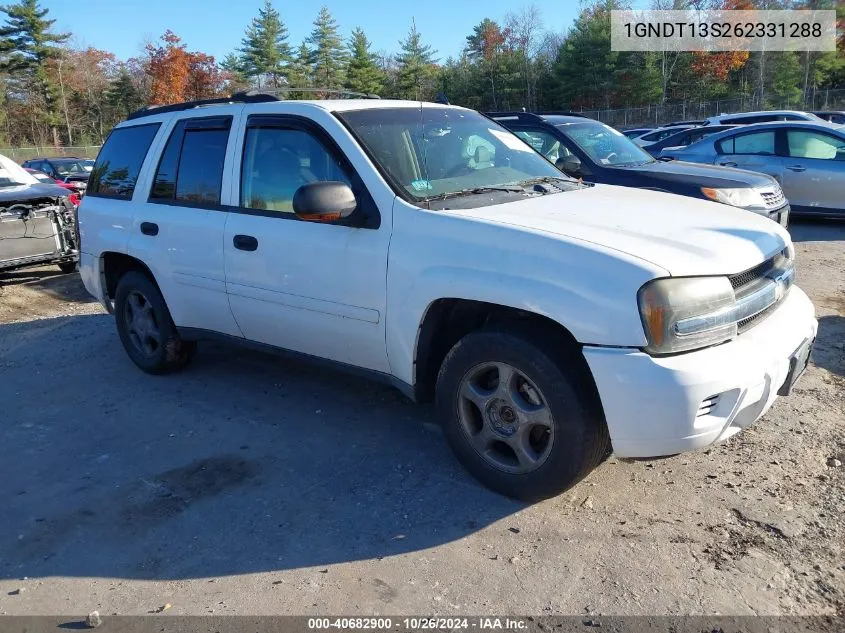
[488, 112, 790, 226]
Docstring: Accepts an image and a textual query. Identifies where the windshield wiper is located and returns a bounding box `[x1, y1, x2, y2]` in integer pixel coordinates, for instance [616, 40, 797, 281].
[422, 185, 525, 201]
[514, 176, 576, 187]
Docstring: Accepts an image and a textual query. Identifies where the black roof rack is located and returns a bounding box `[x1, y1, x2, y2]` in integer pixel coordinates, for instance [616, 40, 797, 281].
[126, 88, 380, 121]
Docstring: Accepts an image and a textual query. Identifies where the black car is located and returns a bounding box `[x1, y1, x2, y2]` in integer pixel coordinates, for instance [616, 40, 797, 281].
[640, 124, 738, 157]
[1, 154, 78, 273]
[810, 110, 845, 124]
[21, 156, 90, 191]
[487, 112, 790, 226]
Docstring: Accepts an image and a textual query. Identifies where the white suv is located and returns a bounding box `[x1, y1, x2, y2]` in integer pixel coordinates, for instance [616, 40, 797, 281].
[79, 95, 818, 500]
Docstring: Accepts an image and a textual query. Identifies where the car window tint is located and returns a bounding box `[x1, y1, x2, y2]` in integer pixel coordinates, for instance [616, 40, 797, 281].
[718, 131, 775, 155]
[787, 130, 845, 160]
[88, 123, 160, 199]
[150, 118, 230, 205]
[513, 129, 568, 163]
[175, 130, 228, 204]
[240, 127, 351, 213]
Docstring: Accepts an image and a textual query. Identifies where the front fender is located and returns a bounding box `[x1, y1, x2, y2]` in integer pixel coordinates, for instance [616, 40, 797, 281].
[387, 263, 657, 387]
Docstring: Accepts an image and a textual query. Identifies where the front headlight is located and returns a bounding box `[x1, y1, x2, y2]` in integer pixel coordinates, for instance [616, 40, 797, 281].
[638, 276, 737, 354]
[701, 187, 765, 209]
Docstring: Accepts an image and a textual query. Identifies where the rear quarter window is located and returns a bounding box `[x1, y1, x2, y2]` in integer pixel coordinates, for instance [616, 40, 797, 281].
[88, 123, 161, 200]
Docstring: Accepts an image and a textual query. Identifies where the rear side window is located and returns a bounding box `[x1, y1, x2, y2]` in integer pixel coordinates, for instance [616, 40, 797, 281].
[150, 116, 231, 206]
[88, 123, 160, 199]
[717, 131, 776, 155]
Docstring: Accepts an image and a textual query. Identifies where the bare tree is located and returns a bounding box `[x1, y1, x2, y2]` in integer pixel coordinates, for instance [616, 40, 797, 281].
[506, 5, 543, 110]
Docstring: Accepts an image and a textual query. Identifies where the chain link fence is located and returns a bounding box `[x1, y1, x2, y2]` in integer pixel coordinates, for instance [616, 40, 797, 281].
[0, 146, 101, 163]
[574, 88, 845, 129]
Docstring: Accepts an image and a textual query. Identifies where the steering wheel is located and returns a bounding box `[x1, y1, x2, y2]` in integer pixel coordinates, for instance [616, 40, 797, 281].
[444, 162, 474, 178]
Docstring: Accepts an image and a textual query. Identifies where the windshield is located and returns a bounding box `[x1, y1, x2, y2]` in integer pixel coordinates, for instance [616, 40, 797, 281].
[339, 107, 571, 204]
[53, 160, 89, 177]
[0, 154, 39, 188]
[557, 121, 655, 167]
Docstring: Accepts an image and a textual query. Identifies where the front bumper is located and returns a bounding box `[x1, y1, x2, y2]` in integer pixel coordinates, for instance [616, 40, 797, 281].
[583, 286, 817, 458]
[745, 203, 789, 227]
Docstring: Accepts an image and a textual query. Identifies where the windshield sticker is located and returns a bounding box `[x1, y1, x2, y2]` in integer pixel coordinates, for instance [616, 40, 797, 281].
[410, 179, 433, 191]
[488, 129, 533, 152]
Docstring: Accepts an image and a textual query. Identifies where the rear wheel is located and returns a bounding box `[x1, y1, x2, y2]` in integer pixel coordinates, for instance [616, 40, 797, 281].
[436, 328, 609, 501]
[114, 271, 195, 374]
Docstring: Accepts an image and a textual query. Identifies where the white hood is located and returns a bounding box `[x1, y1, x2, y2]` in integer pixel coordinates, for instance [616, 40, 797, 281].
[447, 184, 790, 277]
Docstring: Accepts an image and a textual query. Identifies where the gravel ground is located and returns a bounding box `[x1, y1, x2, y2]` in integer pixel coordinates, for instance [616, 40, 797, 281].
[0, 220, 842, 618]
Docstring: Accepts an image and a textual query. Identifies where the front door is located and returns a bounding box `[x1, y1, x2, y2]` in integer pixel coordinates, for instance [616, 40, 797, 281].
[223, 114, 392, 373]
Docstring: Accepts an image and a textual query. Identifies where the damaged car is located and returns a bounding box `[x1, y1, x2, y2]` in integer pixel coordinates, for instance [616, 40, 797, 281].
[0, 153, 79, 274]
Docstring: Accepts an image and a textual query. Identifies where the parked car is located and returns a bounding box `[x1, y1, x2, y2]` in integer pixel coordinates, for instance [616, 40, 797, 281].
[25, 168, 82, 206]
[489, 112, 789, 225]
[21, 157, 90, 192]
[810, 110, 845, 125]
[0, 153, 79, 273]
[659, 121, 845, 218]
[640, 124, 739, 156]
[621, 127, 652, 139]
[632, 124, 697, 146]
[703, 110, 825, 125]
[79, 94, 817, 501]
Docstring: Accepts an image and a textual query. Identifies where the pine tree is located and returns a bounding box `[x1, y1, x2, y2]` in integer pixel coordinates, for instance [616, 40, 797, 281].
[284, 42, 313, 93]
[0, 0, 68, 142]
[107, 65, 142, 117]
[396, 20, 438, 100]
[344, 28, 383, 95]
[306, 6, 346, 89]
[239, 0, 292, 88]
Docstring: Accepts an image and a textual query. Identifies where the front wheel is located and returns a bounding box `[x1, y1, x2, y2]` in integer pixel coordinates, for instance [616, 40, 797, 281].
[114, 271, 195, 374]
[436, 329, 609, 501]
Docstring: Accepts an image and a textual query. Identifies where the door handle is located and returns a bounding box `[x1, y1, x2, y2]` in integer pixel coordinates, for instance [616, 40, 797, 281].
[719, 161, 737, 167]
[786, 165, 806, 172]
[233, 234, 258, 251]
[140, 222, 158, 236]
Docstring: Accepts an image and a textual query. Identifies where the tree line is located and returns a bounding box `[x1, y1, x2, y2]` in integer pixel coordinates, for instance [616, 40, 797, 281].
[0, 0, 842, 148]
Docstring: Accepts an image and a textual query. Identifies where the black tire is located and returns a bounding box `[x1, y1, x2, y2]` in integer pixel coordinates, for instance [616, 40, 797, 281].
[57, 261, 78, 274]
[435, 328, 609, 501]
[114, 270, 196, 374]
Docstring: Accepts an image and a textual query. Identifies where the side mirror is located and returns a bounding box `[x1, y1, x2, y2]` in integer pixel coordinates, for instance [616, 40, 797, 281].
[293, 181, 357, 223]
[557, 155, 582, 176]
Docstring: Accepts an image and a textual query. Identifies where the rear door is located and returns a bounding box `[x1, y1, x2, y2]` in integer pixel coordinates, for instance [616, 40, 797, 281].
[126, 109, 243, 337]
[782, 127, 845, 214]
[713, 128, 785, 182]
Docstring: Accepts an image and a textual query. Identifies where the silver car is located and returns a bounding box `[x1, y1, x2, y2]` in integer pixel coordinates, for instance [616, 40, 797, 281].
[659, 121, 845, 218]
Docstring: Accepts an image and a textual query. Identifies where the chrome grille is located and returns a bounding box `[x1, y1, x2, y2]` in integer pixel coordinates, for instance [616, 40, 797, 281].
[760, 188, 785, 209]
[729, 248, 793, 333]
[730, 256, 777, 291]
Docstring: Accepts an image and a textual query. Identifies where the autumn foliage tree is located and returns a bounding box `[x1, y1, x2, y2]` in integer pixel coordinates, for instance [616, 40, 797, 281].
[145, 30, 225, 105]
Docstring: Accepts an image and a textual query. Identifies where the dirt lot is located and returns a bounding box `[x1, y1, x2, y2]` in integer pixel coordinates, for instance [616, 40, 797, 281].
[0, 221, 843, 618]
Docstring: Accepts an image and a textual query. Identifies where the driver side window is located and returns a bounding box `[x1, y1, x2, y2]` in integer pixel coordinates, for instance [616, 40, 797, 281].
[513, 128, 568, 164]
[241, 127, 352, 213]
